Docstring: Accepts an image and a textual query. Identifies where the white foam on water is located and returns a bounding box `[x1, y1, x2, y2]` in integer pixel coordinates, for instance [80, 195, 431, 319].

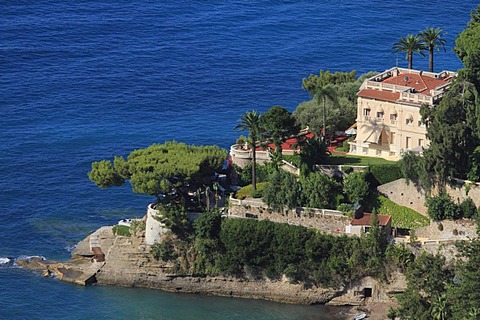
[65, 244, 77, 252]
[15, 255, 46, 260]
[0, 257, 11, 264]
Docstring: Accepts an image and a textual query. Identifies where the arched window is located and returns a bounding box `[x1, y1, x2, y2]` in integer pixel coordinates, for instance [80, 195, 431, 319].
[376, 106, 384, 119]
[406, 114, 414, 125]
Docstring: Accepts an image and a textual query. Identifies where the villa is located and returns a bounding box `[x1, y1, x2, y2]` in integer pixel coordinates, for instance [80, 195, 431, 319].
[349, 67, 456, 160]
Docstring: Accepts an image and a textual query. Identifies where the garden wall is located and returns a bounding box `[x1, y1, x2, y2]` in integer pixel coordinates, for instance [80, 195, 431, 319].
[228, 198, 350, 235]
[377, 178, 480, 217]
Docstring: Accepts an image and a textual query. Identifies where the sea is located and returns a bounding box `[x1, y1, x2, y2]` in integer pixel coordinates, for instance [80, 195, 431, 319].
[0, 1, 476, 319]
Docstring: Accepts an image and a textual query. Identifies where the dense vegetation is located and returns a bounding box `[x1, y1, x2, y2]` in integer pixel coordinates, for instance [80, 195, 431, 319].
[390, 6, 480, 319]
[399, 6, 480, 192]
[426, 192, 477, 221]
[154, 210, 396, 287]
[253, 170, 367, 214]
[297, 70, 377, 135]
[390, 230, 480, 320]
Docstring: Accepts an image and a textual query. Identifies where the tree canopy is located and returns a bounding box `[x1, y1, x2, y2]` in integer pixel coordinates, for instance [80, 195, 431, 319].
[407, 6, 480, 187]
[88, 141, 227, 199]
[392, 34, 426, 69]
[295, 70, 375, 134]
[419, 27, 447, 72]
[455, 5, 480, 98]
[261, 106, 299, 159]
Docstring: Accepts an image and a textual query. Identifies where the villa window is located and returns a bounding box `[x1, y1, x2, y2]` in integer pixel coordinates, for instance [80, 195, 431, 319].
[376, 111, 384, 119]
[418, 120, 425, 127]
[363, 108, 371, 119]
[406, 115, 414, 125]
[390, 113, 397, 124]
[406, 137, 411, 149]
[418, 139, 424, 147]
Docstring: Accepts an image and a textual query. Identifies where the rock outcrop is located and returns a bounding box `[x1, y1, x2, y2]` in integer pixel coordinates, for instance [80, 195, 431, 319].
[17, 225, 404, 307]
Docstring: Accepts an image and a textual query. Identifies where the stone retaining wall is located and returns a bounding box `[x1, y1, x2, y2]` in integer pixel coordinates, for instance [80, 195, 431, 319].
[229, 197, 350, 235]
[378, 178, 480, 217]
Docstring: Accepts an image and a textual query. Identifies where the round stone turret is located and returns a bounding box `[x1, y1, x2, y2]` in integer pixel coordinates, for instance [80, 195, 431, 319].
[145, 203, 168, 245]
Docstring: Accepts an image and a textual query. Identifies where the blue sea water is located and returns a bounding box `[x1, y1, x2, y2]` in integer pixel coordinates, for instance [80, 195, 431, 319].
[0, 1, 476, 318]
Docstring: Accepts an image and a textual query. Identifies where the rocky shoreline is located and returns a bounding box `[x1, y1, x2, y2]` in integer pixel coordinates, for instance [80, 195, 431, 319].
[17, 225, 404, 318]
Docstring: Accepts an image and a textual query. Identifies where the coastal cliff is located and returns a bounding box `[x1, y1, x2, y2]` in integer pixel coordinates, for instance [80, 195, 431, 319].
[17, 224, 405, 318]
[18, 226, 341, 305]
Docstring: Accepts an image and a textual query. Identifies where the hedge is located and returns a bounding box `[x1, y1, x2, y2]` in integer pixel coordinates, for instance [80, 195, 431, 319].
[368, 164, 403, 186]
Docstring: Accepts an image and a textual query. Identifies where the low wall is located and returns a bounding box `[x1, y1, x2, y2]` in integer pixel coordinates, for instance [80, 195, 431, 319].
[230, 144, 271, 168]
[316, 165, 368, 177]
[229, 197, 349, 235]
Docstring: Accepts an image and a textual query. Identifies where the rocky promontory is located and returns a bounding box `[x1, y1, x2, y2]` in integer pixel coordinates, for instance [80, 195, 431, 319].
[18, 226, 341, 304]
[17, 223, 405, 318]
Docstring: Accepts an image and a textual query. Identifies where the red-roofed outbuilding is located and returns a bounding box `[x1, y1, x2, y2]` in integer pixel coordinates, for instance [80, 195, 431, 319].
[346, 213, 392, 237]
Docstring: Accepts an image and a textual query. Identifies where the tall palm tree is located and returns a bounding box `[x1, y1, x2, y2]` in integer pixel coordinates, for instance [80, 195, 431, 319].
[314, 84, 337, 140]
[235, 111, 262, 191]
[392, 34, 426, 70]
[419, 27, 446, 72]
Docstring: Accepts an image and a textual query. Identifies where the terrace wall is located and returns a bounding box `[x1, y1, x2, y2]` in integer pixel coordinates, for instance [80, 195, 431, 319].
[228, 197, 350, 235]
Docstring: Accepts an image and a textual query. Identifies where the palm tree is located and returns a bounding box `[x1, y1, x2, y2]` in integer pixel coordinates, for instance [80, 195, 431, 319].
[430, 293, 449, 320]
[314, 84, 337, 140]
[235, 111, 262, 191]
[392, 34, 426, 70]
[419, 27, 446, 72]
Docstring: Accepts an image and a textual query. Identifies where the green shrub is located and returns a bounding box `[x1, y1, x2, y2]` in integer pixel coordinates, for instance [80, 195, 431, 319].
[218, 217, 380, 286]
[151, 241, 176, 261]
[112, 225, 131, 237]
[427, 192, 461, 221]
[368, 164, 403, 187]
[130, 219, 146, 234]
[335, 139, 351, 152]
[459, 198, 477, 219]
[337, 203, 353, 213]
[342, 166, 353, 174]
[235, 182, 268, 199]
[236, 163, 275, 186]
[343, 171, 370, 204]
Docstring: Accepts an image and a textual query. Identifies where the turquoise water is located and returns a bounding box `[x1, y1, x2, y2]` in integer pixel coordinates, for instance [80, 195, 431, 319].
[0, 1, 476, 318]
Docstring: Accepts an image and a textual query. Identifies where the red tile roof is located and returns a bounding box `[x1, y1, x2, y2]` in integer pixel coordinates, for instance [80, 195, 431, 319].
[382, 73, 449, 95]
[255, 132, 315, 151]
[358, 89, 400, 102]
[350, 213, 392, 226]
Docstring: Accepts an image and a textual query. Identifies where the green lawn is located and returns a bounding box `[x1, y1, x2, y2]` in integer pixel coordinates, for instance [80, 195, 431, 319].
[234, 182, 268, 199]
[376, 195, 430, 229]
[112, 224, 131, 237]
[323, 154, 397, 166]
